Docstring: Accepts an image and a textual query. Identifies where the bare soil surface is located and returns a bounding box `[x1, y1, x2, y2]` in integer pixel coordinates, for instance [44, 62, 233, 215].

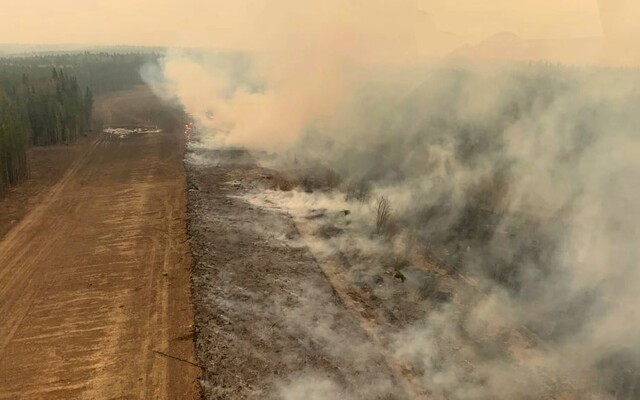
[0, 87, 198, 399]
[0, 138, 92, 240]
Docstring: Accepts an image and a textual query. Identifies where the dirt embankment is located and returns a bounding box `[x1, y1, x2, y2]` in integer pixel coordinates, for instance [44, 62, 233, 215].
[0, 87, 198, 399]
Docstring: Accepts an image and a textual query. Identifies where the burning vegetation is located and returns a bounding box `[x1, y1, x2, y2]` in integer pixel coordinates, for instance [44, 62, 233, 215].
[144, 2, 639, 399]
[174, 60, 640, 399]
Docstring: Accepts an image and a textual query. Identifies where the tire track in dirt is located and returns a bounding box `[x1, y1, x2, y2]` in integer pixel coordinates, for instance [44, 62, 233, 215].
[0, 134, 107, 358]
[0, 108, 197, 399]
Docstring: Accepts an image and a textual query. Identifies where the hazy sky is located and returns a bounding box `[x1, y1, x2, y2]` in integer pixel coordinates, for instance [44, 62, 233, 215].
[1, 0, 604, 49]
[420, 0, 602, 39]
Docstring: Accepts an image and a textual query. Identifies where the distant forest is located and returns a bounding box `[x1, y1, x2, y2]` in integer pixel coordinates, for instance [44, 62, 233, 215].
[0, 52, 157, 196]
[0, 52, 159, 95]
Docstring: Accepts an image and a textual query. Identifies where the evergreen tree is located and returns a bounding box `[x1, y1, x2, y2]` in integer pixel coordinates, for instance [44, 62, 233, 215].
[0, 65, 94, 194]
[84, 87, 93, 126]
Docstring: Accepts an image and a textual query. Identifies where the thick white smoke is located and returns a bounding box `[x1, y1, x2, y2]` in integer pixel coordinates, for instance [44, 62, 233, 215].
[142, 2, 640, 398]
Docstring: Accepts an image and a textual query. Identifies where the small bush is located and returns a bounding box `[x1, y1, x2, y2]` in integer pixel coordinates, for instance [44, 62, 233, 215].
[325, 168, 342, 190]
[272, 173, 294, 191]
[345, 179, 371, 203]
[375, 196, 392, 235]
[295, 164, 342, 192]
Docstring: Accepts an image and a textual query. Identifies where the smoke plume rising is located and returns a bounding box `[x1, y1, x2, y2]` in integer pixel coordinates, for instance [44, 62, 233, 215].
[143, 1, 640, 398]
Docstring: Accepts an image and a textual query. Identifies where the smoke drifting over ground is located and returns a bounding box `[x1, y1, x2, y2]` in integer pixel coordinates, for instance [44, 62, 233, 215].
[145, 2, 640, 398]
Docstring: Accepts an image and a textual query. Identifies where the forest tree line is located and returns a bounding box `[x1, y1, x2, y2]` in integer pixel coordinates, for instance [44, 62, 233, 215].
[0, 52, 156, 197]
[0, 68, 93, 196]
[0, 52, 159, 95]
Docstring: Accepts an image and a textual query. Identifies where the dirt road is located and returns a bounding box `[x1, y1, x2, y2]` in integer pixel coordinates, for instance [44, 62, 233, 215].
[0, 89, 198, 399]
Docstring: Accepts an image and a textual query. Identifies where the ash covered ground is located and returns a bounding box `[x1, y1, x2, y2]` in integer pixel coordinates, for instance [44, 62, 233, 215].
[179, 62, 640, 400]
[186, 147, 406, 399]
[185, 141, 613, 400]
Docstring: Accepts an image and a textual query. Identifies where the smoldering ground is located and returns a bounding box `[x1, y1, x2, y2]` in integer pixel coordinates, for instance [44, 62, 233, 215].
[143, 2, 640, 399]
[259, 65, 640, 399]
[177, 64, 640, 399]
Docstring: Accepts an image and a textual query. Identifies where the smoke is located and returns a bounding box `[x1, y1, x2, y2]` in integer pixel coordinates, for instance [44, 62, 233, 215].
[283, 66, 640, 398]
[143, 1, 640, 398]
[143, 0, 425, 148]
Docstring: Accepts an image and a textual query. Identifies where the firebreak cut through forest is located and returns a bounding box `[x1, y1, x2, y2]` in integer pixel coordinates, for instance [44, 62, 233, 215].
[0, 53, 156, 195]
